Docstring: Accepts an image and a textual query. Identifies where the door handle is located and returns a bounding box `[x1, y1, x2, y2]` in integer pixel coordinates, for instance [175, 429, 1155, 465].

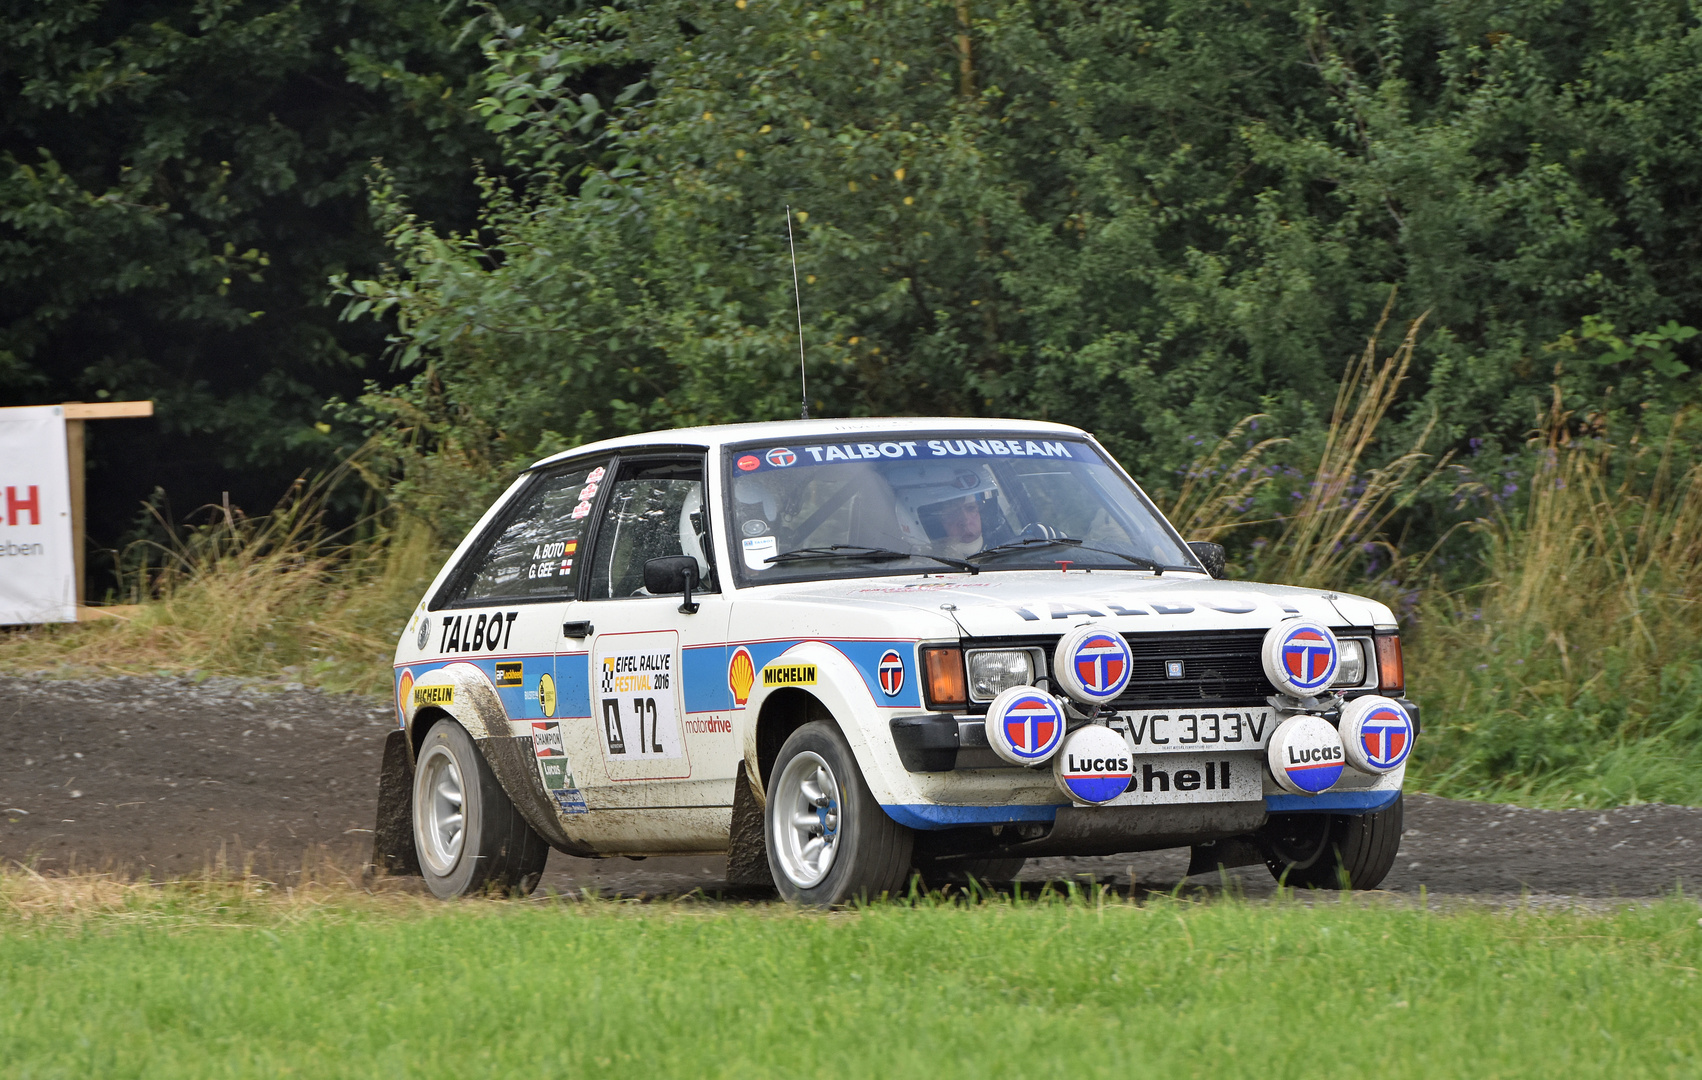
[562, 620, 594, 638]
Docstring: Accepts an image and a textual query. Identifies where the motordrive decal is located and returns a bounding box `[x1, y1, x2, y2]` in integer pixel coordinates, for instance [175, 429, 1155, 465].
[733, 436, 1080, 471]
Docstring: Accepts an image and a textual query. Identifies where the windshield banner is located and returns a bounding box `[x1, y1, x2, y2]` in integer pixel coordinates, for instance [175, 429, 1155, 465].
[732, 435, 1083, 473]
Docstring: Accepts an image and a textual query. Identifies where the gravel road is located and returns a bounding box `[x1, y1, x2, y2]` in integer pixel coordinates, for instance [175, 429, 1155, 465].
[4, 674, 1698, 900]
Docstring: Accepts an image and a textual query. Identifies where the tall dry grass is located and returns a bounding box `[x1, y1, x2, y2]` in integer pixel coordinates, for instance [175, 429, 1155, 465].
[1167, 303, 1452, 596]
[0, 464, 437, 696]
[1408, 401, 1702, 805]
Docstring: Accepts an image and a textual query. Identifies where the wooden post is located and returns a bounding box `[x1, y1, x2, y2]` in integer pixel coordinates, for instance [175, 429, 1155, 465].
[60, 401, 154, 609]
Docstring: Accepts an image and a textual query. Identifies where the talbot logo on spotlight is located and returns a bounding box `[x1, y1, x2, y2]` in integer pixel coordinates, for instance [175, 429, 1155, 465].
[1000, 694, 1063, 760]
[1281, 626, 1337, 691]
[1360, 704, 1413, 769]
[765, 447, 797, 467]
[877, 650, 905, 696]
[1072, 634, 1130, 696]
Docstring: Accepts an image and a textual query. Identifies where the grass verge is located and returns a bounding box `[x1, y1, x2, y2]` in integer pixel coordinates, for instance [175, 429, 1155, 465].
[0, 878, 1697, 1078]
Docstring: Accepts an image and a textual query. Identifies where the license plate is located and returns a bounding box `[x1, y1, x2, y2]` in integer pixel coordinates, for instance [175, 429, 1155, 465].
[1105, 751, 1263, 806]
[1110, 707, 1276, 754]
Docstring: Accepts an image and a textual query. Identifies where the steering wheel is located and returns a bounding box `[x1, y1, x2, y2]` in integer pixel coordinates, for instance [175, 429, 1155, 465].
[1018, 521, 1064, 541]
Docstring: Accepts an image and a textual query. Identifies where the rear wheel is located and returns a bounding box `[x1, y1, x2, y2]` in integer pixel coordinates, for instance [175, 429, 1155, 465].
[1260, 794, 1403, 890]
[413, 718, 550, 898]
[766, 720, 913, 906]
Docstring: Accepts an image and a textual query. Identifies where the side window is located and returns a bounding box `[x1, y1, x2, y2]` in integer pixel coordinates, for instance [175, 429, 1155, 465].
[445, 459, 610, 605]
[585, 458, 718, 601]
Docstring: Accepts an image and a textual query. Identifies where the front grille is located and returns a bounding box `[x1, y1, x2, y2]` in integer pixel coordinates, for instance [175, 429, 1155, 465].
[1109, 628, 1273, 707]
[972, 629, 1275, 710]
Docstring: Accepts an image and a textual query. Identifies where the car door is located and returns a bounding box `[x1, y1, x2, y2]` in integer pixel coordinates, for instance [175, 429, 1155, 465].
[557, 451, 737, 852]
[426, 455, 612, 843]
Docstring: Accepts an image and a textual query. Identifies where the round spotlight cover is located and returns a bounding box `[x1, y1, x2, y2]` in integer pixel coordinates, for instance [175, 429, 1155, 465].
[985, 686, 1067, 766]
[1339, 695, 1414, 774]
[1052, 724, 1133, 805]
[1054, 625, 1133, 705]
[1266, 713, 1346, 795]
[1261, 620, 1342, 697]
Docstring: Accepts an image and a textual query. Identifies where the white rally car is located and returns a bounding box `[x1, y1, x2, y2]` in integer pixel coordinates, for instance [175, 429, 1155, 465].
[373, 418, 1419, 904]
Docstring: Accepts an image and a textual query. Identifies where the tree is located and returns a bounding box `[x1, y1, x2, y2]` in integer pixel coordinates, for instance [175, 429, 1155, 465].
[0, 0, 550, 573]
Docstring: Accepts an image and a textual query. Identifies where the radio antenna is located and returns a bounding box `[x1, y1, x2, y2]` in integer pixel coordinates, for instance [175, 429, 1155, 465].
[786, 205, 809, 420]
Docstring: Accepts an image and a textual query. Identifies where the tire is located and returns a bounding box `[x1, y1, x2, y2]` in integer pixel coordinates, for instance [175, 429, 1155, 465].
[765, 720, 914, 906]
[412, 718, 550, 899]
[912, 855, 1026, 891]
[1260, 794, 1403, 890]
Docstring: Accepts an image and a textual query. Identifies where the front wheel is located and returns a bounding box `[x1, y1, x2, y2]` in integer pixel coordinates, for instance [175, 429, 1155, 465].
[1260, 794, 1403, 890]
[413, 718, 550, 899]
[765, 720, 913, 906]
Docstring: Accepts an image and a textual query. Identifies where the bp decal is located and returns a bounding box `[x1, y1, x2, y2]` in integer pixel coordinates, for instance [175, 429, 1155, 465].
[1261, 620, 1341, 697]
[1054, 624, 1133, 705]
[1052, 724, 1133, 804]
[1338, 695, 1414, 774]
[1266, 713, 1345, 795]
[877, 650, 906, 697]
[985, 686, 1066, 766]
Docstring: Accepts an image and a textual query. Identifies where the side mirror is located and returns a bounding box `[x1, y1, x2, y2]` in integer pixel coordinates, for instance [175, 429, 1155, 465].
[644, 555, 701, 614]
[1187, 541, 1226, 579]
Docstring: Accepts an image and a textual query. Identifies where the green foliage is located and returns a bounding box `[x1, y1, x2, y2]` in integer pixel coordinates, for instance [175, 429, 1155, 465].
[349, 0, 1702, 512]
[0, 0, 558, 562]
[3, 890, 1702, 1076]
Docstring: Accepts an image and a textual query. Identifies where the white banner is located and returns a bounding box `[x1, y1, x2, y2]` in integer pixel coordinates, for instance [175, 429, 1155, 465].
[0, 406, 75, 624]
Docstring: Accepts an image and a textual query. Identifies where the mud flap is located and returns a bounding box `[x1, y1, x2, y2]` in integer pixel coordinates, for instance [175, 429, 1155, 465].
[726, 763, 774, 889]
[1186, 836, 1265, 878]
[371, 729, 421, 877]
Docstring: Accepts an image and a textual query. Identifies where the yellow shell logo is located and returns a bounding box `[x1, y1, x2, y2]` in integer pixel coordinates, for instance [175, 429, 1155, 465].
[396, 669, 414, 719]
[728, 647, 755, 706]
[538, 673, 557, 718]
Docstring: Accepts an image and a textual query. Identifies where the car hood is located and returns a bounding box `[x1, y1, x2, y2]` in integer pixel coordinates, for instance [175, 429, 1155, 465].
[764, 571, 1394, 639]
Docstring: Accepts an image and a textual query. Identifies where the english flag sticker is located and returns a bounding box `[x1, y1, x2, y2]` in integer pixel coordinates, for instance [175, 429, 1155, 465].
[1260, 620, 1341, 697]
[877, 650, 906, 697]
[1266, 713, 1346, 795]
[1339, 695, 1415, 774]
[1054, 625, 1133, 705]
[986, 686, 1066, 765]
[1053, 724, 1134, 804]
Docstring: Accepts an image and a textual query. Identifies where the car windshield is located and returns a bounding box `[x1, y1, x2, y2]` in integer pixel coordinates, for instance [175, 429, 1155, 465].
[723, 433, 1197, 586]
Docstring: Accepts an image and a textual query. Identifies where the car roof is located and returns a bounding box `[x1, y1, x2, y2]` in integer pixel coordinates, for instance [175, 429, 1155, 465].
[527, 417, 1093, 470]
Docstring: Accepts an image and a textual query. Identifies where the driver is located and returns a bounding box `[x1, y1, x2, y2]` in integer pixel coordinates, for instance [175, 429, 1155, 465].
[933, 494, 986, 560]
[889, 465, 1002, 560]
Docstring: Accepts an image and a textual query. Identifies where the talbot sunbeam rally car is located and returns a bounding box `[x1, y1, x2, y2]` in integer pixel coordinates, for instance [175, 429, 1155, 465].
[371, 418, 1419, 904]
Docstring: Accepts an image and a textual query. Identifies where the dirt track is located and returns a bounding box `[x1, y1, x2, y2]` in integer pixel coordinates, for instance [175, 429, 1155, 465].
[4, 673, 1700, 900]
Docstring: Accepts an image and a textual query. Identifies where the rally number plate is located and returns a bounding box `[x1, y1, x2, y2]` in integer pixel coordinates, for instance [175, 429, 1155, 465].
[1110, 707, 1276, 755]
[1105, 751, 1263, 807]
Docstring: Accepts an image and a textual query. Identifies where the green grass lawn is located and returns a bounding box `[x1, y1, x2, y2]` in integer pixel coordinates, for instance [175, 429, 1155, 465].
[1, 890, 1699, 1078]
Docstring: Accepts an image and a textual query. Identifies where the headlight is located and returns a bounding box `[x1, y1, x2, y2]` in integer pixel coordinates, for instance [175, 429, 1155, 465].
[966, 649, 1036, 701]
[1332, 639, 1366, 687]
